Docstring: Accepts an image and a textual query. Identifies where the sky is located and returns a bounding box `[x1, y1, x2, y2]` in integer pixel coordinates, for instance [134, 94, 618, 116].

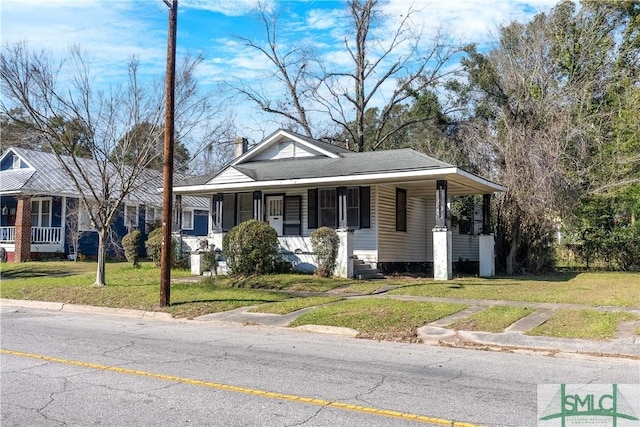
[1, 0, 560, 151]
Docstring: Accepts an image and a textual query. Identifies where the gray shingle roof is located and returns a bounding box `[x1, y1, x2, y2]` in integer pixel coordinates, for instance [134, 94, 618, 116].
[235, 148, 451, 181]
[1, 147, 208, 209]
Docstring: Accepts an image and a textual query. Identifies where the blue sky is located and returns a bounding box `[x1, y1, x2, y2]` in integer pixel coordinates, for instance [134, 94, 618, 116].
[1, 0, 558, 146]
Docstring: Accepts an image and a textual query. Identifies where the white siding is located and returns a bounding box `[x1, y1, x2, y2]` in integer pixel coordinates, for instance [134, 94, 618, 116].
[377, 184, 427, 263]
[252, 139, 325, 161]
[208, 167, 253, 184]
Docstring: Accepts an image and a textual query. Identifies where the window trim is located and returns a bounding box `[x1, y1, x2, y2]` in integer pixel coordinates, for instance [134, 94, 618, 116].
[318, 188, 337, 228]
[283, 195, 302, 236]
[396, 188, 407, 232]
[236, 192, 253, 225]
[31, 197, 52, 228]
[181, 209, 194, 230]
[124, 205, 138, 229]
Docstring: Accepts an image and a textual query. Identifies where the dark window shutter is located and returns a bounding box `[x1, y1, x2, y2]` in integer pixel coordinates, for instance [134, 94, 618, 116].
[360, 186, 370, 228]
[308, 188, 318, 229]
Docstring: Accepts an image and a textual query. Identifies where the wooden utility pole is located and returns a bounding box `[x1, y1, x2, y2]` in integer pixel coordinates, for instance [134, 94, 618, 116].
[160, 0, 177, 307]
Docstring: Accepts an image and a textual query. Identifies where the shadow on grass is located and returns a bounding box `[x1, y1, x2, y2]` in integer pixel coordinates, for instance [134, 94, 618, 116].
[0, 268, 78, 279]
[169, 298, 280, 307]
[390, 272, 582, 291]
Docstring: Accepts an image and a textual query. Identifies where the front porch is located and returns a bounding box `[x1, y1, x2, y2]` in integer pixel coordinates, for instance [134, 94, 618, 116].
[0, 226, 65, 262]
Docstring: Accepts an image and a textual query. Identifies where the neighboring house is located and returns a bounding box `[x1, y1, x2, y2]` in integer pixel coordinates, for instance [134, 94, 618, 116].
[174, 129, 505, 279]
[0, 147, 209, 262]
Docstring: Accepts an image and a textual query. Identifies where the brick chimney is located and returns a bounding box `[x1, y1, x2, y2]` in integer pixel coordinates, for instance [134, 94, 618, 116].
[234, 137, 248, 158]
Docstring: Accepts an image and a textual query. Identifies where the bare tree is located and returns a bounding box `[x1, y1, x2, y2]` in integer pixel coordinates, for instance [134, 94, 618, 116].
[0, 43, 213, 286]
[229, 4, 315, 136]
[314, 0, 464, 151]
[230, 1, 463, 151]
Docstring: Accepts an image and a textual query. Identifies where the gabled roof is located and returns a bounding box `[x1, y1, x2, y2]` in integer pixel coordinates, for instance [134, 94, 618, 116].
[231, 128, 352, 166]
[174, 129, 505, 196]
[0, 147, 208, 209]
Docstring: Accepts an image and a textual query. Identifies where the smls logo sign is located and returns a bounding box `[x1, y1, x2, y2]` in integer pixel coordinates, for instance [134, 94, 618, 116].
[538, 384, 640, 427]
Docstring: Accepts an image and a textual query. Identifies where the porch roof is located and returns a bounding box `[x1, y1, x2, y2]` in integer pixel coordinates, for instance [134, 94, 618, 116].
[175, 148, 505, 196]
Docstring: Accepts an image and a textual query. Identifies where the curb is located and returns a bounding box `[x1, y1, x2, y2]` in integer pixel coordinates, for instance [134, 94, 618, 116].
[0, 299, 173, 321]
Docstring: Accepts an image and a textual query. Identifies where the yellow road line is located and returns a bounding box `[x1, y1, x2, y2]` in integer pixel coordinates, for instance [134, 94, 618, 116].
[1, 348, 478, 427]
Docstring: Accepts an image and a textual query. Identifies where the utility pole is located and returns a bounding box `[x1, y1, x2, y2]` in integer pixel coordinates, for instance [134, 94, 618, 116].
[160, 0, 177, 307]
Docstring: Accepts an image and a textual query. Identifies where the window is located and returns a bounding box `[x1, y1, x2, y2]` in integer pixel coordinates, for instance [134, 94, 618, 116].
[31, 198, 52, 228]
[124, 205, 138, 229]
[319, 188, 336, 228]
[283, 196, 301, 236]
[222, 193, 236, 232]
[347, 187, 359, 228]
[182, 210, 194, 230]
[308, 187, 370, 230]
[396, 188, 407, 232]
[237, 192, 253, 224]
[146, 207, 161, 229]
[12, 155, 21, 169]
[78, 203, 96, 231]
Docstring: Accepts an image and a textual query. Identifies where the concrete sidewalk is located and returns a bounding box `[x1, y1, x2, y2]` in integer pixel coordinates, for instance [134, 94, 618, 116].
[2, 293, 639, 359]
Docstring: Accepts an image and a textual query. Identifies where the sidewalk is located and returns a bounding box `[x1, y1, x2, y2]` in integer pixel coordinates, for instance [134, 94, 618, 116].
[194, 291, 640, 359]
[2, 292, 639, 359]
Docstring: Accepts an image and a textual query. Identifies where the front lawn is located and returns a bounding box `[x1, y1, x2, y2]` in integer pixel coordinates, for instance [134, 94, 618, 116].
[387, 272, 640, 307]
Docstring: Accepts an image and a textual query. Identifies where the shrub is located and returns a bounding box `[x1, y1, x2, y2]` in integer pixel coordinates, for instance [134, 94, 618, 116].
[144, 228, 176, 267]
[121, 230, 141, 268]
[311, 227, 340, 277]
[223, 220, 279, 276]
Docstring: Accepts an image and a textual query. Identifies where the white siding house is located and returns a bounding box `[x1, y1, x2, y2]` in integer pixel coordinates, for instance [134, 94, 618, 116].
[174, 129, 505, 279]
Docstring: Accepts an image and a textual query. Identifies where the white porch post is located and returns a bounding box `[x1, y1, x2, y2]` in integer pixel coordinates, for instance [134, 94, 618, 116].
[479, 194, 495, 277]
[433, 180, 452, 280]
[335, 228, 354, 278]
[253, 191, 263, 221]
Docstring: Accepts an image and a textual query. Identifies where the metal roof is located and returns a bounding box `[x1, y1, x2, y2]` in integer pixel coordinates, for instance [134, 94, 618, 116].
[1, 147, 209, 209]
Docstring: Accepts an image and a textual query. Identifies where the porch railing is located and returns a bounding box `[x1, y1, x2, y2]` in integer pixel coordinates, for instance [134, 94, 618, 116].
[0, 226, 16, 243]
[31, 227, 62, 244]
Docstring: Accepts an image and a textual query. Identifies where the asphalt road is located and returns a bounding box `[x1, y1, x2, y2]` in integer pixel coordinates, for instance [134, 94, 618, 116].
[1, 304, 638, 427]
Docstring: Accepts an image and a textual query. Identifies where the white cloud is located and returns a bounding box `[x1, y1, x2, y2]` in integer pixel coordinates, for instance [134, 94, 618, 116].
[181, 0, 273, 15]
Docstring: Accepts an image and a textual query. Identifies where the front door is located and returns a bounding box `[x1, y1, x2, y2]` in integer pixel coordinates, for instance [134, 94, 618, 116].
[266, 196, 284, 236]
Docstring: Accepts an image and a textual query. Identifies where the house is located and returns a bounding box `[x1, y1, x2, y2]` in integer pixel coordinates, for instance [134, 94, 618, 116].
[0, 147, 210, 262]
[173, 129, 505, 279]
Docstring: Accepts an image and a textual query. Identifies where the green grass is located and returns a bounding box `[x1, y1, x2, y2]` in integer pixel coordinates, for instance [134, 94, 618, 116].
[0, 261, 286, 319]
[2, 261, 639, 342]
[249, 296, 344, 314]
[447, 306, 535, 333]
[527, 309, 640, 340]
[289, 298, 466, 342]
[387, 272, 640, 307]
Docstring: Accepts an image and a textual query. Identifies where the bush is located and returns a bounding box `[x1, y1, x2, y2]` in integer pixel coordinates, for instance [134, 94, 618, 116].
[144, 228, 176, 267]
[223, 220, 279, 276]
[121, 230, 141, 268]
[311, 227, 340, 277]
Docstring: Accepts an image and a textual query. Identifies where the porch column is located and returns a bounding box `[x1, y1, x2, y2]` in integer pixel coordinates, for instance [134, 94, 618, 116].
[433, 180, 452, 280]
[335, 228, 354, 278]
[479, 194, 495, 277]
[14, 196, 32, 262]
[253, 191, 263, 221]
[337, 186, 348, 229]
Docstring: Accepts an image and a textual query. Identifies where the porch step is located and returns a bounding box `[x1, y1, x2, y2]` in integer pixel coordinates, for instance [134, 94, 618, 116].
[353, 257, 384, 280]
